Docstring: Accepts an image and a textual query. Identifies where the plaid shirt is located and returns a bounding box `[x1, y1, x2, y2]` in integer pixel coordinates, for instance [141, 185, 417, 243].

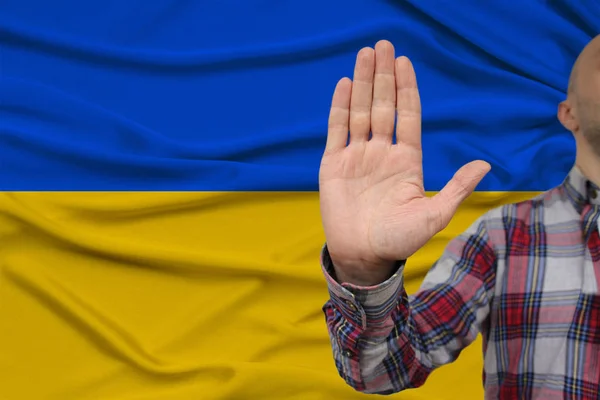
[322, 166, 600, 399]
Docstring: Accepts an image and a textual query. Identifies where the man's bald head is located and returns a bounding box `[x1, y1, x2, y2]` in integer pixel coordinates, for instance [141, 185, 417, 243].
[559, 35, 600, 158]
[567, 34, 600, 98]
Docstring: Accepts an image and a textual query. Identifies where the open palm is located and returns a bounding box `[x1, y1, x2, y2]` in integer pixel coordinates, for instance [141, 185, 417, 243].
[319, 40, 490, 285]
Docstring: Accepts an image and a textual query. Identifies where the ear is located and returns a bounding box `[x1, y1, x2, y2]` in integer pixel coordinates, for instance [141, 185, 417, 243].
[558, 100, 578, 133]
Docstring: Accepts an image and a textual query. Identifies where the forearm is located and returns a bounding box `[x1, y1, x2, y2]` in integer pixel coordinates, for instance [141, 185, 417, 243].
[323, 280, 435, 394]
[322, 247, 431, 393]
[321, 216, 496, 394]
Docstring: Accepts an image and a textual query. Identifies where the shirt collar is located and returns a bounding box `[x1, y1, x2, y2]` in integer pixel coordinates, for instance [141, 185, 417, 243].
[562, 165, 600, 214]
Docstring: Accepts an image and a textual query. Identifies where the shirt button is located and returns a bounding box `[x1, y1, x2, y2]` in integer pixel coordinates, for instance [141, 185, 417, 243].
[591, 189, 598, 199]
[345, 300, 357, 311]
[343, 350, 354, 358]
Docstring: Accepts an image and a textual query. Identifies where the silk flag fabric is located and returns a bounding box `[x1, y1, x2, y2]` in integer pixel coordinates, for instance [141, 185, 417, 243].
[0, 1, 598, 399]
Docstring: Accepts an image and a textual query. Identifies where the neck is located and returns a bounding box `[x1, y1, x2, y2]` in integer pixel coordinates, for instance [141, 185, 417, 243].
[575, 138, 600, 187]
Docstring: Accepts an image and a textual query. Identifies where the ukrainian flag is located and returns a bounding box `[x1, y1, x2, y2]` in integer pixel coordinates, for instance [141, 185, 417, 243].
[0, 1, 596, 399]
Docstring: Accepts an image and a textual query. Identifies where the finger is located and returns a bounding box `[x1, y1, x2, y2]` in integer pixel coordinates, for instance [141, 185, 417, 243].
[371, 40, 396, 141]
[431, 160, 492, 230]
[349, 47, 375, 143]
[395, 56, 422, 149]
[326, 77, 352, 151]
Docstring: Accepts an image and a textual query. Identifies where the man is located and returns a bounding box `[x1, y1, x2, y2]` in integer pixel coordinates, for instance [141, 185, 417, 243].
[318, 36, 600, 399]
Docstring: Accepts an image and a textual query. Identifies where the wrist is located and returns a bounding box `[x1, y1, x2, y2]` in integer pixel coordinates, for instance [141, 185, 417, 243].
[330, 258, 398, 286]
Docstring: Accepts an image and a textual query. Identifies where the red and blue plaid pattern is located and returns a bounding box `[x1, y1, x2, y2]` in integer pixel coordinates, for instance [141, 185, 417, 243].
[322, 166, 600, 399]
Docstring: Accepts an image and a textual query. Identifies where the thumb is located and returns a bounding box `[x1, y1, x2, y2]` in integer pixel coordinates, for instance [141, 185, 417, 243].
[431, 160, 491, 229]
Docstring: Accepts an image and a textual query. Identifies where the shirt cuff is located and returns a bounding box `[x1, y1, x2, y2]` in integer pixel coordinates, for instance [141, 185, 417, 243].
[321, 244, 404, 330]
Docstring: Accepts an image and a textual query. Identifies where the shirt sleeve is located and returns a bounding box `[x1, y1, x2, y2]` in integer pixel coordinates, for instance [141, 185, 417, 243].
[321, 215, 497, 395]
